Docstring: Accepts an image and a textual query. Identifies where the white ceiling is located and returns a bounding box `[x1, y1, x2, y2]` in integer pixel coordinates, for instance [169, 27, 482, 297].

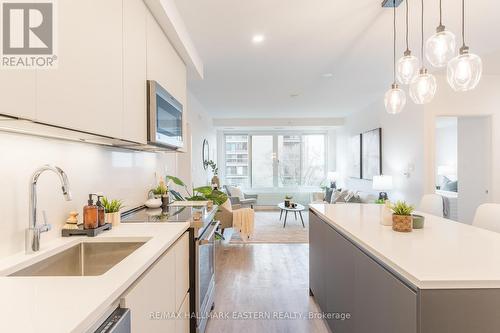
[175, 0, 500, 118]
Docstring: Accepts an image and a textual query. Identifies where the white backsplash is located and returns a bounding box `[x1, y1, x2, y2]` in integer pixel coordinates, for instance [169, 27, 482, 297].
[0, 131, 178, 258]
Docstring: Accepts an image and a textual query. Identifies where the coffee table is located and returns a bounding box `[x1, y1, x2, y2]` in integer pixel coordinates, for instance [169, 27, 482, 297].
[278, 202, 305, 228]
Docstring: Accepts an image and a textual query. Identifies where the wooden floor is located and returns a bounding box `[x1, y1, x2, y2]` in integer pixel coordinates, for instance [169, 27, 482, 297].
[205, 243, 330, 333]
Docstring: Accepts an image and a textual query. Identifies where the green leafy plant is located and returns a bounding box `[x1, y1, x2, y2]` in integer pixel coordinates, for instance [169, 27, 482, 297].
[187, 186, 228, 206]
[375, 199, 386, 204]
[150, 181, 168, 197]
[204, 160, 218, 175]
[166, 175, 192, 198]
[391, 201, 414, 216]
[102, 197, 123, 213]
[165, 175, 228, 206]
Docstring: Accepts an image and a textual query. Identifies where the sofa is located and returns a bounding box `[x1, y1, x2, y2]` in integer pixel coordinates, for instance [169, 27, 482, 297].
[315, 188, 377, 204]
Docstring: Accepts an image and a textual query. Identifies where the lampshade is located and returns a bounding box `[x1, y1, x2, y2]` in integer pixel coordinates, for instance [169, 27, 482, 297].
[396, 53, 419, 85]
[327, 172, 338, 181]
[409, 69, 437, 104]
[373, 175, 393, 191]
[384, 84, 407, 114]
[447, 48, 482, 92]
[426, 29, 456, 68]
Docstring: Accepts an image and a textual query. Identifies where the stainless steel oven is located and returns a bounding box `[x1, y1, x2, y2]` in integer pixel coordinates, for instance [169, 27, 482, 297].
[194, 220, 218, 333]
[147, 80, 183, 149]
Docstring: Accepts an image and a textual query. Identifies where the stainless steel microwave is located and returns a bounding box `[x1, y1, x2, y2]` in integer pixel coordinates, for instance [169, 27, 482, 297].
[147, 80, 184, 149]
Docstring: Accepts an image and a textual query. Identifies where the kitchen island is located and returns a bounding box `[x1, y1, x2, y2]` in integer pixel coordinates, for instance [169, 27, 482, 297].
[309, 203, 500, 333]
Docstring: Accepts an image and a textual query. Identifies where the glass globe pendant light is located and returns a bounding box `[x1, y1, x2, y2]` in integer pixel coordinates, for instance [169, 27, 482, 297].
[425, 0, 456, 68]
[447, 0, 482, 91]
[385, 0, 407, 114]
[410, 0, 437, 104]
[396, 0, 419, 84]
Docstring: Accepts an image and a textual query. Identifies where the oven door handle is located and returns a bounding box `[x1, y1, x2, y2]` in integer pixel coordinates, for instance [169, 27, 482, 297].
[199, 221, 220, 245]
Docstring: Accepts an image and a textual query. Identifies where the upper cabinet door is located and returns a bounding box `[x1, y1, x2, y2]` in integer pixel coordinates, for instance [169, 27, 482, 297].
[146, 12, 187, 108]
[123, 0, 147, 144]
[36, 0, 123, 138]
[0, 70, 36, 120]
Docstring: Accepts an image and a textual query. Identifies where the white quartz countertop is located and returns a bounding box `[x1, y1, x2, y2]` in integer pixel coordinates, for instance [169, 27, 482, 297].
[309, 203, 500, 290]
[0, 222, 189, 333]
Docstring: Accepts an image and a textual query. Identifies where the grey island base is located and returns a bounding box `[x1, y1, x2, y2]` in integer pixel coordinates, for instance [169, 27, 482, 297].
[309, 204, 500, 333]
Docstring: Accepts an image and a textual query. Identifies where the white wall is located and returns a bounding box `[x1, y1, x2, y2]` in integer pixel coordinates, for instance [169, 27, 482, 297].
[424, 75, 500, 206]
[186, 91, 217, 187]
[337, 74, 500, 214]
[0, 132, 177, 258]
[435, 119, 458, 175]
[457, 117, 492, 223]
[336, 102, 425, 205]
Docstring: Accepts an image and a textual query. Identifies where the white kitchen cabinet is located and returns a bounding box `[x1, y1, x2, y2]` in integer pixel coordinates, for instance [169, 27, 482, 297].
[146, 11, 187, 107]
[146, 10, 188, 152]
[175, 232, 190, 310]
[176, 292, 190, 333]
[122, 0, 147, 144]
[0, 70, 36, 120]
[121, 232, 190, 333]
[36, 0, 123, 138]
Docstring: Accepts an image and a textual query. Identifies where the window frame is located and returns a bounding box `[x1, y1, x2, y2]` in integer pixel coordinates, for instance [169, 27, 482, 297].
[221, 130, 328, 190]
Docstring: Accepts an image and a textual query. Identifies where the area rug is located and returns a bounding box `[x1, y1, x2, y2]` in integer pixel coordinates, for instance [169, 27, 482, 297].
[229, 210, 309, 244]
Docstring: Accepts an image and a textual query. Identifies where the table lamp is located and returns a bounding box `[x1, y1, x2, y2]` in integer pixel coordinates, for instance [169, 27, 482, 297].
[373, 175, 393, 201]
[327, 171, 338, 189]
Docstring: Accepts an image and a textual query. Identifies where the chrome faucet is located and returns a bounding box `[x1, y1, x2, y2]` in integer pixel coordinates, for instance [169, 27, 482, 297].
[27, 165, 72, 254]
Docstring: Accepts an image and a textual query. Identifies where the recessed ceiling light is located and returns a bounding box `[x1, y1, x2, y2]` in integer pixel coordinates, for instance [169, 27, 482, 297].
[252, 34, 265, 44]
[322, 73, 334, 78]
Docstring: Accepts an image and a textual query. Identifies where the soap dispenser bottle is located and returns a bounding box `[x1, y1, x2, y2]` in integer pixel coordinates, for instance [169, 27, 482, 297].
[83, 194, 98, 229]
[96, 195, 105, 227]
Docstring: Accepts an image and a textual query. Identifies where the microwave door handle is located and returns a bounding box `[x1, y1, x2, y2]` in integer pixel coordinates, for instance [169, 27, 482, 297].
[199, 221, 219, 245]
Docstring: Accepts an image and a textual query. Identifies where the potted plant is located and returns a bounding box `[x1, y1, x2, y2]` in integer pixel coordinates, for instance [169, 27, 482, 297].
[150, 180, 169, 208]
[204, 160, 219, 189]
[391, 201, 414, 232]
[284, 195, 293, 208]
[166, 175, 228, 207]
[102, 197, 123, 226]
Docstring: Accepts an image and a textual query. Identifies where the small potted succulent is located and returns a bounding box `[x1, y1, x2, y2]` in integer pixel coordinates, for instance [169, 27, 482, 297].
[102, 197, 123, 226]
[391, 201, 414, 232]
[150, 180, 169, 208]
[284, 195, 293, 208]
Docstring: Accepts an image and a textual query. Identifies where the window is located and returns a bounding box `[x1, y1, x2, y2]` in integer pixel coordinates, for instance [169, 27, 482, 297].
[224, 135, 250, 186]
[278, 135, 301, 187]
[251, 135, 274, 187]
[223, 133, 327, 188]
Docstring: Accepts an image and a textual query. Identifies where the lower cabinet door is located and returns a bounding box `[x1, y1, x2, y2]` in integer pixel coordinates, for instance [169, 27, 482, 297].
[176, 292, 190, 333]
[309, 212, 325, 305]
[353, 249, 417, 333]
[323, 222, 355, 333]
[121, 249, 176, 332]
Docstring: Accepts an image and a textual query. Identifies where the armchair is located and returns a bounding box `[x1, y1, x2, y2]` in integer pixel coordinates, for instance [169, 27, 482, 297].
[223, 185, 258, 208]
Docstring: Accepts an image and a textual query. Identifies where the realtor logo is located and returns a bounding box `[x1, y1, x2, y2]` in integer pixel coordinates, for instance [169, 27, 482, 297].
[1, 0, 57, 68]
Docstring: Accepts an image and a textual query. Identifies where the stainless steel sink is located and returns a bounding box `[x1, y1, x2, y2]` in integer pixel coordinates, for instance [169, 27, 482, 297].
[9, 242, 145, 277]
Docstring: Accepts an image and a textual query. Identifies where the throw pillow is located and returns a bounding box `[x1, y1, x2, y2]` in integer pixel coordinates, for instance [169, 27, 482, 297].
[443, 180, 458, 192]
[228, 186, 245, 200]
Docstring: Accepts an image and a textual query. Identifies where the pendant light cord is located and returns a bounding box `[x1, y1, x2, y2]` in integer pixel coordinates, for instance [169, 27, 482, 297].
[393, 0, 397, 83]
[420, 0, 424, 63]
[461, 0, 466, 47]
[439, 0, 443, 26]
[405, 0, 409, 52]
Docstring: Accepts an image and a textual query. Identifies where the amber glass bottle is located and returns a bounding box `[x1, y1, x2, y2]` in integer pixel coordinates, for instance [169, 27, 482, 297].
[83, 194, 98, 229]
[96, 195, 105, 227]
